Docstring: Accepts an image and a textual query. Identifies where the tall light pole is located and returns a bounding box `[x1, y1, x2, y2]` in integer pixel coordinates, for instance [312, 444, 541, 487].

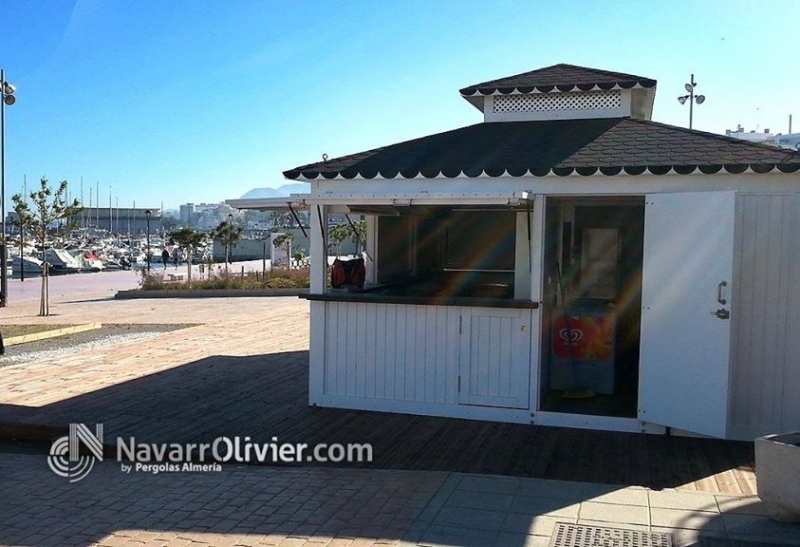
[678, 73, 706, 130]
[145, 209, 152, 274]
[108, 185, 112, 234]
[1, 70, 17, 306]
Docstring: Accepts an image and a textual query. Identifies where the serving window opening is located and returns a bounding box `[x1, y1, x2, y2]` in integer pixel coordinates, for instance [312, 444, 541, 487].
[328, 204, 530, 304]
[540, 197, 644, 418]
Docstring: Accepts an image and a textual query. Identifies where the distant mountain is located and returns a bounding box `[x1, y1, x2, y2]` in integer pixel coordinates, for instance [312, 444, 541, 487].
[240, 183, 310, 199]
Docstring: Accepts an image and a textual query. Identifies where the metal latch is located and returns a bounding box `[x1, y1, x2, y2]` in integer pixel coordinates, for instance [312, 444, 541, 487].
[713, 308, 730, 320]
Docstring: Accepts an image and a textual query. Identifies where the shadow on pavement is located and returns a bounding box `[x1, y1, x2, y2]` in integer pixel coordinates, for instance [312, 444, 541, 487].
[0, 350, 755, 491]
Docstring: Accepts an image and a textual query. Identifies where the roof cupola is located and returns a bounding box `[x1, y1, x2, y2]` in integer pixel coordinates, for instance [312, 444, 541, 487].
[460, 63, 657, 123]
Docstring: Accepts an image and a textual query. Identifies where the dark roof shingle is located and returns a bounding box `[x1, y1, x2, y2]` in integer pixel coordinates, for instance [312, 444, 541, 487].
[283, 118, 800, 180]
[459, 64, 657, 96]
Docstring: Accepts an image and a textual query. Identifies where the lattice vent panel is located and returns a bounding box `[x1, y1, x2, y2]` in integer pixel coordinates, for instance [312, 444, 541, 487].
[493, 90, 622, 113]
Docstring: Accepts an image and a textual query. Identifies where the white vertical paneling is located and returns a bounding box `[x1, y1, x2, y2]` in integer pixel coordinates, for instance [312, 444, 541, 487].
[639, 191, 735, 439]
[730, 194, 800, 438]
[310, 205, 327, 293]
[324, 302, 338, 396]
[731, 195, 754, 428]
[395, 305, 407, 400]
[515, 211, 532, 300]
[309, 302, 326, 403]
[445, 307, 460, 404]
[370, 304, 382, 398]
[320, 303, 532, 411]
[528, 195, 545, 412]
[784, 199, 800, 429]
[460, 309, 531, 408]
[355, 303, 367, 397]
[384, 304, 396, 399]
[336, 303, 348, 396]
[435, 307, 448, 403]
[425, 307, 437, 402]
[499, 318, 512, 398]
[488, 317, 501, 397]
[413, 307, 426, 400]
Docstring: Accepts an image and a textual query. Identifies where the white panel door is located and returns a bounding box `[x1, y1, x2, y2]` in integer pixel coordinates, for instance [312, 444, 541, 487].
[459, 309, 531, 409]
[639, 191, 735, 438]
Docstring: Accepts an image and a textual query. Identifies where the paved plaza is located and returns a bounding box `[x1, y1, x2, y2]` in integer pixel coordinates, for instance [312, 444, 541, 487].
[0, 279, 798, 546]
[2, 445, 800, 547]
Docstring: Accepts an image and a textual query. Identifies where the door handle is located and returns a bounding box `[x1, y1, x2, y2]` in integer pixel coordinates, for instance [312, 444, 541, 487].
[717, 281, 727, 305]
[712, 308, 730, 320]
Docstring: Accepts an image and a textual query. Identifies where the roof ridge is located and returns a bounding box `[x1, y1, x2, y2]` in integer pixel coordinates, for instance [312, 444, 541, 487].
[628, 118, 800, 160]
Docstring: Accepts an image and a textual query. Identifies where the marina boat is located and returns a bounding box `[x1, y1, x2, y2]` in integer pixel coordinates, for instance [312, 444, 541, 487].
[43, 248, 83, 274]
[11, 255, 45, 276]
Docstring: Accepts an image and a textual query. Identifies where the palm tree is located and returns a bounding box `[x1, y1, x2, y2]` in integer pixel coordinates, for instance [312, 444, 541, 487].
[211, 220, 243, 273]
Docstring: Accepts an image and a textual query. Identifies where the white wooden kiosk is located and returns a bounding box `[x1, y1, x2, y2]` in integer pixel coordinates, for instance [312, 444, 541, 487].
[230, 64, 800, 441]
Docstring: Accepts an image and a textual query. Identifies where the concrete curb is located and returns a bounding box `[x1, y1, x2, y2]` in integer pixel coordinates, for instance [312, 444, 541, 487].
[114, 288, 308, 299]
[5, 323, 103, 347]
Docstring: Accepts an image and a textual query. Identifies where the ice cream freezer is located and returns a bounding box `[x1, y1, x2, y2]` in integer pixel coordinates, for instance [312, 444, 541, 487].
[550, 298, 617, 395]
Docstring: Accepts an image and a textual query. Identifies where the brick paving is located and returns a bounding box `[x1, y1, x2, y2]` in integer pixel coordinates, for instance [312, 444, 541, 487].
[0, 295, 757, 496]
[1, 448, 798, 547]
[0, 450, 447, 547]
[0, 294, 796, 546]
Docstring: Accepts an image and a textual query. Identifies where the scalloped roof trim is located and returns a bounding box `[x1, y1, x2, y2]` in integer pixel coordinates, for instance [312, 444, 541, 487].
[287, 163, 800, 181]
[460, 81, 656, 97]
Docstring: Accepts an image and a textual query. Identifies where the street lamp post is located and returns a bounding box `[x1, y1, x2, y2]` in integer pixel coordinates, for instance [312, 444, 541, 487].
[145, 209, 152, 274]
[677, 73, 706, 130]
[1, 70, 17, 306]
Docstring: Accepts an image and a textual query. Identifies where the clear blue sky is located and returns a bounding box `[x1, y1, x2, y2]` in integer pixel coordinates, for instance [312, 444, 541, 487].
[1, 0, 798, 210]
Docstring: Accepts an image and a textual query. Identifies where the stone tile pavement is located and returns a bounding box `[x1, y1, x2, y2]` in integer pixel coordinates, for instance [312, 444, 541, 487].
[0, 447, 798, 547]
[0, 293, 794, 545]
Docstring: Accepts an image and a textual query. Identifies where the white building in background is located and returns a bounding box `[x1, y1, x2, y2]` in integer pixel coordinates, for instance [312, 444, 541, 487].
[726, 124, 800, 150]
[178, 202, 241, 229]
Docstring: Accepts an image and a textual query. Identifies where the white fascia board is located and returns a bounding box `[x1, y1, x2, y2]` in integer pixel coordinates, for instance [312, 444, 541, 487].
[310, 191, 533, 206]
[226, 194, 311, 211]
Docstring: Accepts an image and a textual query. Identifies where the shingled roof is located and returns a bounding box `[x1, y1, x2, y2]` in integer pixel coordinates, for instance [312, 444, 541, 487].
[459, 64, 657, 96]
[283, 118, 800, 180]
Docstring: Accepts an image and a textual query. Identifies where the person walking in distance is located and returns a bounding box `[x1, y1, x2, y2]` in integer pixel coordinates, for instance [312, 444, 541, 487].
[161, 248, 170, 270]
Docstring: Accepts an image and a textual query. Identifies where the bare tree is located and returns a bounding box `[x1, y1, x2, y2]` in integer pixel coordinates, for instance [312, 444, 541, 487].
[12, 178, 81, 316]
[7, 196, 33, 282]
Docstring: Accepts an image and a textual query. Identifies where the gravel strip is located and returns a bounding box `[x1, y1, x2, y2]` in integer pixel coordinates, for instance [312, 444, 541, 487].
[0, 324, 191, 366]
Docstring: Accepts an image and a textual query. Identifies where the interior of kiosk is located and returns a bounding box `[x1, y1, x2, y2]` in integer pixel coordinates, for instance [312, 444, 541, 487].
[541, 196, 645, 418]
[347, 205, 521, 299]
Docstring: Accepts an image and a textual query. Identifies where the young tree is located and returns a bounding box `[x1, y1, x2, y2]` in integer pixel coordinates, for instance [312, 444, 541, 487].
[11, 178, 81, 316]
[169, 228, 206, 283]
[8, 196, 33, 282]
[328, 219, 366, 256]
[210, 220, 243, 272]
[271, 233, 294, 270]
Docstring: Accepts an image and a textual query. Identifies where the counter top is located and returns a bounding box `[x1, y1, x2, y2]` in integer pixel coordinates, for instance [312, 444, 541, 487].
[301, 292, 539, 309]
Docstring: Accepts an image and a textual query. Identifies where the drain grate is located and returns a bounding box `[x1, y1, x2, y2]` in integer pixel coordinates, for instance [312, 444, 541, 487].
[549, 522, 673, 547]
